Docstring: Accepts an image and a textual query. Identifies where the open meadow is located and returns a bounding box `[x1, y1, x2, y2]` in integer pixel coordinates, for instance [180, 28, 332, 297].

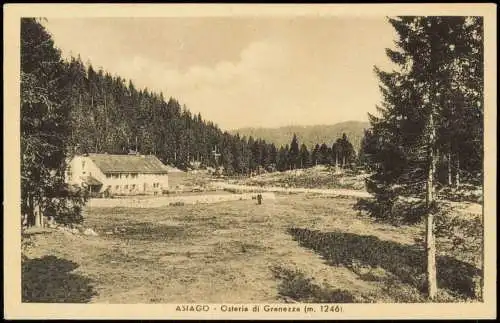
[22, 191, 482, 304]
[14, 13, 491, 320]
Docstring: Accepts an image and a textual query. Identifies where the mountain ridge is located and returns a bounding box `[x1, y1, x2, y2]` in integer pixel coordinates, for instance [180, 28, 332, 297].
[229, 121, 370, 152]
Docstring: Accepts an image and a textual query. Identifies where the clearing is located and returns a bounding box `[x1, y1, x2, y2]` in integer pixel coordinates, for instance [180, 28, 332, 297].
[22, 192, 482, 303]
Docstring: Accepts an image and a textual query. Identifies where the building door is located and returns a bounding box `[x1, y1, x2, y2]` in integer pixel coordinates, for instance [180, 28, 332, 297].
[143, 183, 147, 192]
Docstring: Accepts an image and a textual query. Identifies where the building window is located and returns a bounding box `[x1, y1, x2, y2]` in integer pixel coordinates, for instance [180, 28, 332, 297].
[82, 161, 86, 169]
[116, 185, 120, 190]
[131, 173, 138, 179]
[131, 184, 136, 190]
[125, 174, 129, 179]
[106, 174, 111, 179]
[124, 185, 128, 190]
[112, 174, 119, 179]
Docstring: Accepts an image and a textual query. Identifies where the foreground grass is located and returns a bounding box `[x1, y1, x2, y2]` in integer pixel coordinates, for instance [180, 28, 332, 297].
[22, 194, 482, 303]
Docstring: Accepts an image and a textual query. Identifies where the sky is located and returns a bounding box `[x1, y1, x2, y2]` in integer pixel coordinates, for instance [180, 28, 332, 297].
[43, 17, 397, 130]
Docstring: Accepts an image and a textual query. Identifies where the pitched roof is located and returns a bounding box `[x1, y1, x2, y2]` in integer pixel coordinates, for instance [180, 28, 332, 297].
[82, 175, 103, 186]
[88, 153, 169, 174]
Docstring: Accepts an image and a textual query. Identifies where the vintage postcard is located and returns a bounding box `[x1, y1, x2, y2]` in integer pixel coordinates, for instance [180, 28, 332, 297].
[4, 3, 496, 320]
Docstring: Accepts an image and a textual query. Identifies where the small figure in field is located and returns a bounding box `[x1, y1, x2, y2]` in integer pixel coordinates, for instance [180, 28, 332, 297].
[257, 194, 263, 205]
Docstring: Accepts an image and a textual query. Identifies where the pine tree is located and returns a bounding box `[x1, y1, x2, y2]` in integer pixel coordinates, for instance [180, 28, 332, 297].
[267, 144, 278, 172]
[319, 143, 331, 165]
[289, 134, 300, 169]
[21, 18, 86, 227]
[311, 144, 320, 166]
[277, 146, 289, 171]
[369, 16, 484, 300]
[358, 129, 378, 170]
[298, 144, 310, 169]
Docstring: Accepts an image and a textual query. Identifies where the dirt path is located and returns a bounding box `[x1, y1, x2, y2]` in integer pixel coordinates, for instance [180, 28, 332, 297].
[87, 192, 276, 208]
[214, 182, 482, 216]
[212, 182, 372, 198]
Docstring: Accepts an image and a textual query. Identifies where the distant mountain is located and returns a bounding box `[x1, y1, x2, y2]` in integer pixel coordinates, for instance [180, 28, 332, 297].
[230, 121, 370, 152]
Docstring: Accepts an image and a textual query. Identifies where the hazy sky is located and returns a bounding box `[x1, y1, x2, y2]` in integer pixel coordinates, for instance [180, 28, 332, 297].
[43, 17, 397, 130]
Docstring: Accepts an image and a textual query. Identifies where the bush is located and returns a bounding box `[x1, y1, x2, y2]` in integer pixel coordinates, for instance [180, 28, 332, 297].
[169, 201, 185, 206]
[43, 184, 88, 226]
[270, 265, 356, 303]
[364, 178, 399, 219]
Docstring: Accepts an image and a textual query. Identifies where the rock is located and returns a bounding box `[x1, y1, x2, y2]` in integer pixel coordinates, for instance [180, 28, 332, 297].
[105, 231, 113, 235]
[83, 228, 98, 236]
[71, 228, 80, 234]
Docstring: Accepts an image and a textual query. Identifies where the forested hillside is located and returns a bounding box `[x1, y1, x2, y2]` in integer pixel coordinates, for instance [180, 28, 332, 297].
[23, 18, 279, 174]
[231, 121, 369, 152]
[22, 17, 359, 190]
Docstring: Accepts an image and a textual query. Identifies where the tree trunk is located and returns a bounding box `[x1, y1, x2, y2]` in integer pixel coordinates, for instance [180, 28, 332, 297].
[34, 200, 42, 228]
[454, 152, 460, 189]
[26, 194, 35, 227]
[447, 151, 452, 186]
[425, 210, 438, 300]
[425, 110, 438, 300]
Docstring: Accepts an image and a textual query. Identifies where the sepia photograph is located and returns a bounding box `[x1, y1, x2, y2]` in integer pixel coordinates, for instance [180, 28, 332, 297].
[4, 3, 496, 320]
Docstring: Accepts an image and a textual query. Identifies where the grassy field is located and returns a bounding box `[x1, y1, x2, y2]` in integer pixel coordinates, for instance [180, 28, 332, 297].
[22, 193, 482, 303]
[236, 166, 369, 191]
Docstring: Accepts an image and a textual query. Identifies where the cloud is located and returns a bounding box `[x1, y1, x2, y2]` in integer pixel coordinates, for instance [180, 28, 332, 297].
[108, 40, 297, 128]
[44, 18, 397, 130]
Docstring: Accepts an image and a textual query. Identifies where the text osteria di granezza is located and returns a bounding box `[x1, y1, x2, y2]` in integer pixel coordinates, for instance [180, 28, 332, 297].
[175, 304, 344, 313]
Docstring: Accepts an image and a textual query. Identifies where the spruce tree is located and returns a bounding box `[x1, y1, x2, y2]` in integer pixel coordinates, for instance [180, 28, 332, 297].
[21, 18, 86, 227]
[369, 16, 484, 300]
[298, 144, 310, 169]
[289, 134, 300, 169]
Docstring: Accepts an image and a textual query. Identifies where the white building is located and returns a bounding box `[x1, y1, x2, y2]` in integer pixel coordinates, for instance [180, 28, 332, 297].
[65, 153, 169, 196]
